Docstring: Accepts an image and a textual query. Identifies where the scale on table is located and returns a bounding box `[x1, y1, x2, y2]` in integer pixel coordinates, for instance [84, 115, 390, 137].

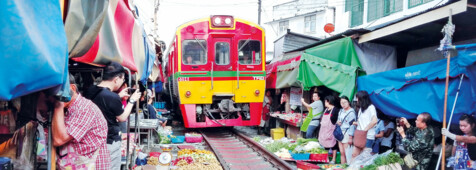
[158, 145, 172, 166]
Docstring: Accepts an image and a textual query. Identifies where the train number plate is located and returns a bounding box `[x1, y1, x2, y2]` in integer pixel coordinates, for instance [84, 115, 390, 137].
[253, 76, 264, 80]
[178, 77, 189, 81]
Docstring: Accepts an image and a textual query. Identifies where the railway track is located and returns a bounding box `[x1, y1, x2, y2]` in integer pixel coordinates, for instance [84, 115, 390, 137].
[200, 128, 293, 170]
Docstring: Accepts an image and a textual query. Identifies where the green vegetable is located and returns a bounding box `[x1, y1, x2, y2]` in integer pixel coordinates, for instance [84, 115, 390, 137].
[287, 143, 298, 151]
[252, 137, 261, 142]
[387, 152, 404, 165]
[362, 164, 377, 170]
[264, 142, 291, 153]
[305, 147, 327, 154]
[366, 152, 404, 168]
[296, 138, 318, 145]
[159, 135, 171, 144]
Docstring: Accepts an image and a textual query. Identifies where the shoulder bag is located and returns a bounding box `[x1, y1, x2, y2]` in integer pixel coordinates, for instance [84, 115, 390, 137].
[353, 109, 368, 149]
[333, 109, 351, 141]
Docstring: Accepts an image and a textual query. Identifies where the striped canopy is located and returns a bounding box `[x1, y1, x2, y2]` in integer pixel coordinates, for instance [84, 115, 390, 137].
[65, 0, 155, 82]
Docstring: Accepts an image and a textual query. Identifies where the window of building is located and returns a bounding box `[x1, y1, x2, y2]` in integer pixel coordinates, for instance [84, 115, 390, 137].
[368, 0, 403, 22]
[215, 42, 230, 65]
[350, 0, 364, 27]
[238, 40, 261, 65]
[279, 20, 289, 34]
[408, 0, 434, 8]
[304, 15, 316, 33]
[182, 40, 207, 65]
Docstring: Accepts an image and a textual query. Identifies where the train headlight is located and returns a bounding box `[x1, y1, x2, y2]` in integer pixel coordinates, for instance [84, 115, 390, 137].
[196, 105, 203, 114]
[214, 17, 221, 25]
[185, 91, 191, 98]
[224, 18, 232, 24]
[255, 90, 260, 96]
[210, 15, 234, 28]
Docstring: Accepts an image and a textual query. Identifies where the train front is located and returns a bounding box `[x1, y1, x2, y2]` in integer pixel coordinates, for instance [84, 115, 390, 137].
[175, 15, 266, 128]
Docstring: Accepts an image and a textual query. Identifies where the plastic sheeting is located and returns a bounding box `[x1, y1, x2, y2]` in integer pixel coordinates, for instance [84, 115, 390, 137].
[297, 54, 359, 99]
[65, 0, 156, 83]
[265, 53, 302, 89]
[0, 0, 70, 101]
[304, 37, 363, 71]
[139, 30, 156, 84]
[357, 44, 476, 123]
[353, 41, 397, 75]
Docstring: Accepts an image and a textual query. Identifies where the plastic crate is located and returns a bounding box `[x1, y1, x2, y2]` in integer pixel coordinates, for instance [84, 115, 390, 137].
[271, 128, 285, 140]
[154, 102, 166, 109]
[309, 153, 328, 163]
[291, 153, 310, 160]
[169, 135, 185, 143]
[296, 161, 319, 170]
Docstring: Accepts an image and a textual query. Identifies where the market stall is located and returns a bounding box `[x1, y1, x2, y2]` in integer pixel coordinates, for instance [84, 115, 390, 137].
[64, 0, 159, 168]
[1, 0, 70, 169]
[357, 43, 476, 123]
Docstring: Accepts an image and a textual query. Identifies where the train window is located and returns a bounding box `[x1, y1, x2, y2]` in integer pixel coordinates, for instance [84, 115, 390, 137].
[238, 40, 261, 65]
[215, 42, 230, 65]
[182, 40, 207, 65]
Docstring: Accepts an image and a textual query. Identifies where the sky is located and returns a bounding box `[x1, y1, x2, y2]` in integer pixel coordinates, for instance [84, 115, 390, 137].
[134, 0, 290, 54]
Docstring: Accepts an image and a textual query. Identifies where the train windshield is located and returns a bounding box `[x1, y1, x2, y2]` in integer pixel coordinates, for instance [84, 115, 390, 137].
[215, 42, 230, 65]
[182, 40, 207, 65]
[238, 40, 261, 65]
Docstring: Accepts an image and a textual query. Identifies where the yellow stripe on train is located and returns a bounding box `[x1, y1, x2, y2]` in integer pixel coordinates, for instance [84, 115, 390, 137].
[178, 80, 265, 104]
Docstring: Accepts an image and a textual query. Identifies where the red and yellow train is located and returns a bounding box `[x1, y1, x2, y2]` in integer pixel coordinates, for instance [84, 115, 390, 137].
[163, 15, 266, 128]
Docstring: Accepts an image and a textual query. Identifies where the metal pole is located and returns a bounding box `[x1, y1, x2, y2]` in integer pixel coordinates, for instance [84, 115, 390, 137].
[441, 9, 453, 170]
[47, 111, 52, 170]
[258, 0, 262, 25]
[124, 67, 132, 169]
[435, 74, 464, 170]
[135, 73, 140, 148]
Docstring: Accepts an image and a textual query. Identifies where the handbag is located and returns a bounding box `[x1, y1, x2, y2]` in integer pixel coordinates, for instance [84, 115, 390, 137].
[403, 153, 418, 168]
[333, 109, 351, 141]
[353, 129, 368, 149]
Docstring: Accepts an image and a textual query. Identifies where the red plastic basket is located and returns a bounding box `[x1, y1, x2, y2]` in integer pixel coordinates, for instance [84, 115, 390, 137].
[296, 161, 320, 170]
[309, 153, 329, 163]
[149, 152, 161, 158]
[185, 136, 203, 143]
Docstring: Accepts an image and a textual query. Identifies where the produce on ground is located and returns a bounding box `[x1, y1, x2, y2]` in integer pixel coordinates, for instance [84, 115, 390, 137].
[274, 148, 292, 159]
[174, 149, 221, 169]
[362, 152, 404, 170]
[147, 157, 159, 166]
[264, 141, 293, 153]
[159, 135, 171, 144]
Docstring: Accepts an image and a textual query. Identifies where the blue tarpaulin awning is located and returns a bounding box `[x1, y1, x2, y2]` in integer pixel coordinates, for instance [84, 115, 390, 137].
[0, 0, 70, 101]
[357, 44, 476, 123]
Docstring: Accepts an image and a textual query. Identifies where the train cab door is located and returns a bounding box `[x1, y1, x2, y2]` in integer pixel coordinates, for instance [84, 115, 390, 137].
[235, 39, 265, 103]
[210, 37, 234, 95]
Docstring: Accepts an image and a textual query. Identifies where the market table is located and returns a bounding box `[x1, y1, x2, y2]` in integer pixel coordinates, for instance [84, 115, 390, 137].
[269, 112, 303, 140]
[130, 119, 160, 149]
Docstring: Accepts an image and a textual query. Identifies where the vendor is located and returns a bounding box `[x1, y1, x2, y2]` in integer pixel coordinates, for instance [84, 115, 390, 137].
[146, 89, 167, 127]
[259, 90, 272, 135]
[300, 92, 324, 139]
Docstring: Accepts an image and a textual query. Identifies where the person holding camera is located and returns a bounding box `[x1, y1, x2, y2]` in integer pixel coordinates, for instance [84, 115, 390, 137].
[396, 113, 435, 170]
[84, 62, 141, 170]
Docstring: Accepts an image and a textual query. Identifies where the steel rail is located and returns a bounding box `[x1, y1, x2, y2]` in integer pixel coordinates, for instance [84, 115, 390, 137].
[200, 128, 293, 170]
[231, 129, 294, 170]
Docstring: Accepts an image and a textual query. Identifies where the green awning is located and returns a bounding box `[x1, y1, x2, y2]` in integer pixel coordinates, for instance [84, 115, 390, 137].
[304, 37, 362, 69]
[297, 53, 359, 99]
